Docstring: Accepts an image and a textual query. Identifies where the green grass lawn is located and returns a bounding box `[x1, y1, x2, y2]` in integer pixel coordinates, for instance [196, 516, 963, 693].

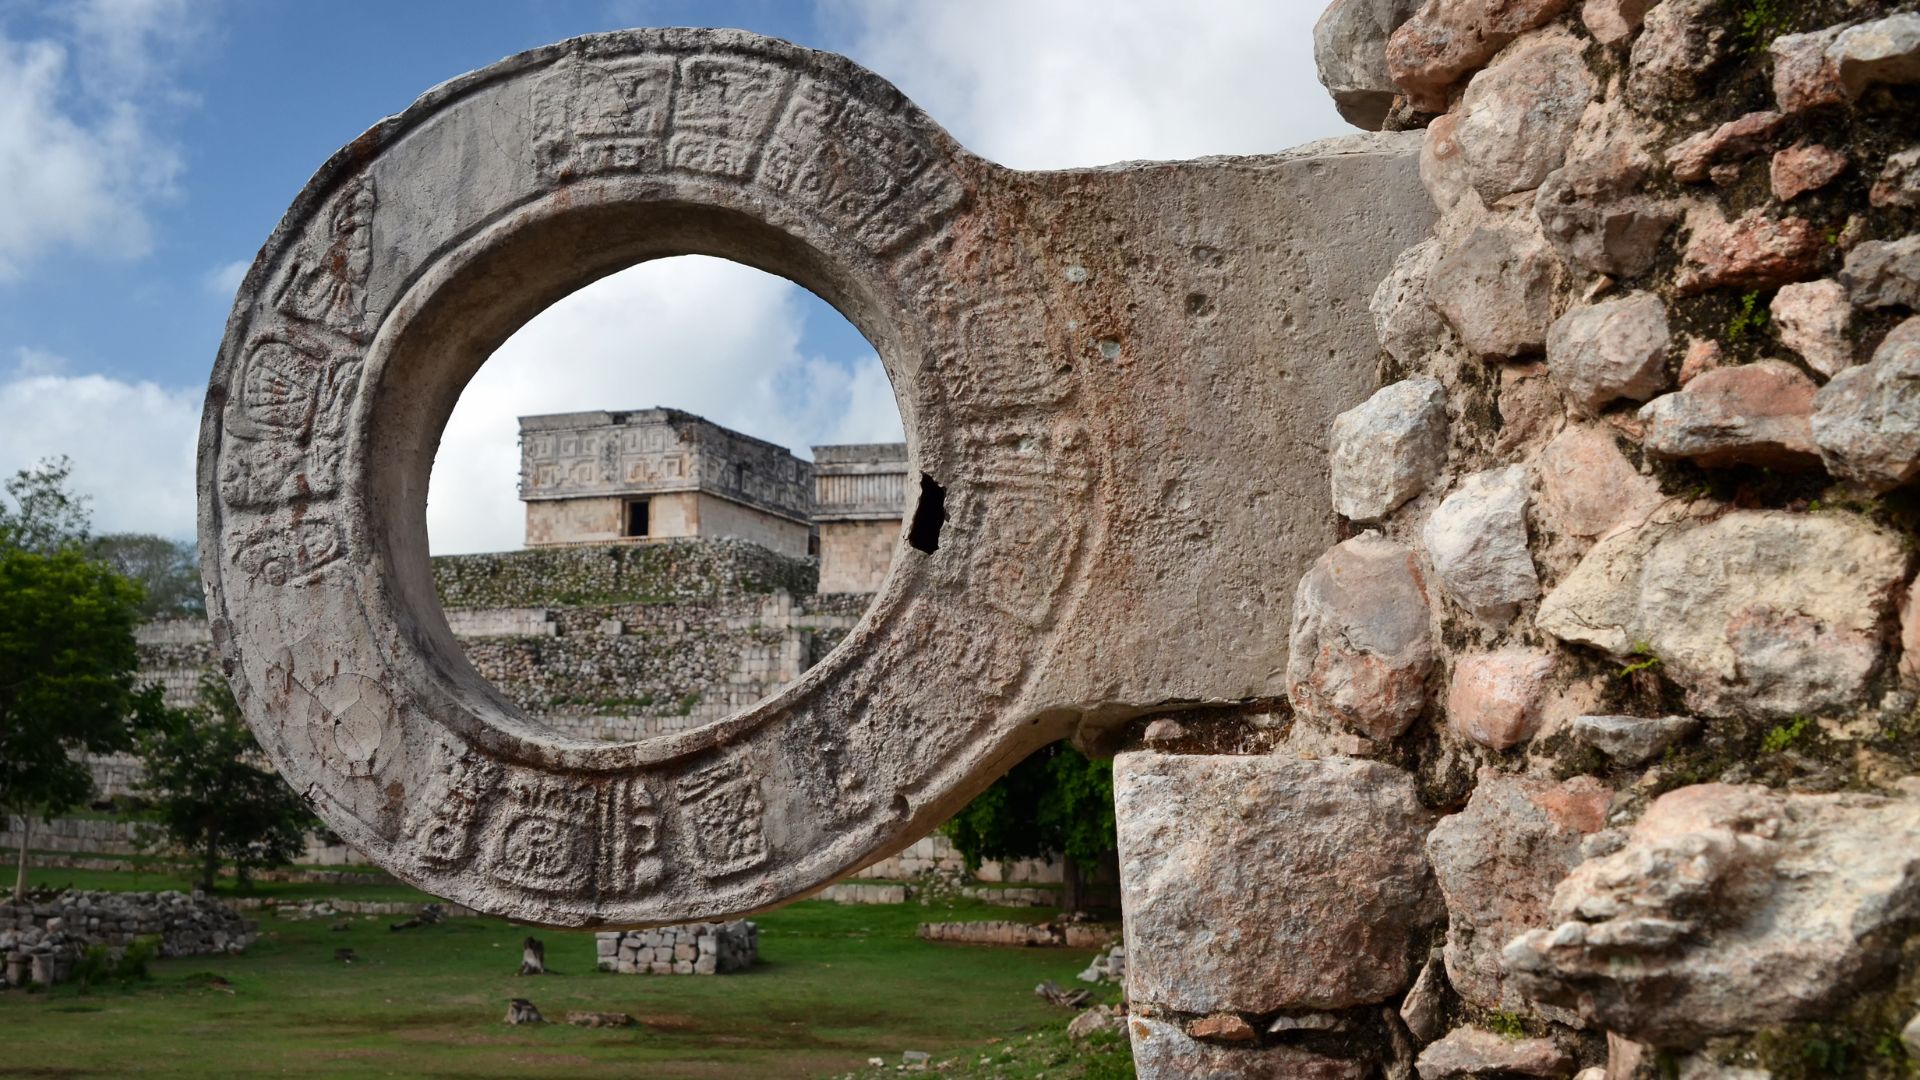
[0, 866, 1124, 1079]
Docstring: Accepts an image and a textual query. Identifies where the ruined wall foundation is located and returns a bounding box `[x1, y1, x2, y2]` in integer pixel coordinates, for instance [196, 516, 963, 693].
[1109, 2, 1920, 1077]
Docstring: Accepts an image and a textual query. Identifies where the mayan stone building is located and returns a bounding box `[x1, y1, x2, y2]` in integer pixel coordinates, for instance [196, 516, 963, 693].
[810, 442, 908, 594]
[518, 408, 814, 556]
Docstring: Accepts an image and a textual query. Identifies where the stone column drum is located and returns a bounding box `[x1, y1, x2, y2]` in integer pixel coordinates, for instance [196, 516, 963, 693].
[198, 28, 1432, 928]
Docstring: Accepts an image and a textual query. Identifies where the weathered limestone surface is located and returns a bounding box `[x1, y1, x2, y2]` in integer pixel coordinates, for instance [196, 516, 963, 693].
[1452, 35, 1594, 202]
[1539, 511, 1907, 718]
[1506, 783, 1920, 1045]
[1422, 465, 1539, 623]
[1831, 13, 1920, 98]
[1115, 753, 1439, 1016]
[1426, 771, 1611, 1018]
[1536, 104, 1673, 277]
[1545, 291, 1670, 413]
[1628, 0, 1728, 104]
[1372, 239, 1449, 365]
[1429, 222, 1563, 358]
[1315, 0, 1423, 131]
[1385, 0, 1572, 112]
[1572, 714, 1698, 766]
[1676, 209, 1822, 295]
[1287, 533, 1435, 740]
[1666, 111, 1783, 185]
[1445, 649, 1554, 751]
[1771, 143, 1848, 201]
[1329, 377, 1449, 522]
[1770, 279, 1854, 378]
[199, 28, 1433, 927]
[1535, 426, 1663, 540]
[1416, 1025, 1572, 1079]
[1128, 1016, 1367, 1080]
[1814, 319, 1920, 489]
[1772, 24, 1849, 113]
[1874, 147, 1920, 208]
[1638, 361, 1821, 470]
[1841, 233, 1920, 310]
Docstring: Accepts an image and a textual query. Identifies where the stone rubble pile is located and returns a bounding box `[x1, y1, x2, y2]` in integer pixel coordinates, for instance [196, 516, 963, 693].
[1112, 1, 1920, 1076]
[0, 890, 256, 988]
[1077, 943, 1127, 986]
[594, 921, 756, 975]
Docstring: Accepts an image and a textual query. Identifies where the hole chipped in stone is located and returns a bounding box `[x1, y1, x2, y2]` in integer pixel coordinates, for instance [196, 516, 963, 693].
[908, 474, 946, 554]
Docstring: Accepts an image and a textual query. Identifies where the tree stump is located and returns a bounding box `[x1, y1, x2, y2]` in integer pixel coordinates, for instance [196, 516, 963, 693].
[505, 998, 545, 1025]
[518, 936, 546, 976]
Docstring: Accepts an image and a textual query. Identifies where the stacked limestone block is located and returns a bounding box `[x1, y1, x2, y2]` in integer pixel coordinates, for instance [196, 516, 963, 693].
[595, 921, 756, 975]
[1119, 2, 1920, 1077]
[1, 891, 256, 988]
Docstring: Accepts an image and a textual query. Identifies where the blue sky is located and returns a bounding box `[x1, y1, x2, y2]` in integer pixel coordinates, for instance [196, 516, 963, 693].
[0, 0, 1346, 552]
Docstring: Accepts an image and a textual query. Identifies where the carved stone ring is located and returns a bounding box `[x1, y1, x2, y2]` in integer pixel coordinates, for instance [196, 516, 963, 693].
[199, 28, 1430, 925]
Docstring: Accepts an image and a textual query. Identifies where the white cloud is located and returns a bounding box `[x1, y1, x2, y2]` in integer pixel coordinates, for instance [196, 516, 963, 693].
[824, 0, 1347, 170]
[0, 1, 199, 280]
[0, 348, 200, 539]
[203, 257, 248, 298]
[61, 0, 202, 102]
[427, 257, 900, 555]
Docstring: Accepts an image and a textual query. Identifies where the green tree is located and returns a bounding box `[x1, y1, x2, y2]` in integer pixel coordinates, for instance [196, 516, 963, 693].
[941, 742, 1117, 912]
[134, 675, 316, 891]
[0, 457, 92, 554]
[0, 545, 148, 900]
[89, 533, 203, 620]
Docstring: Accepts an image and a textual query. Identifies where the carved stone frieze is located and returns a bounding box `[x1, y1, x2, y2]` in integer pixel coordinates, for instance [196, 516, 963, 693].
[200, 28, 1432, 926]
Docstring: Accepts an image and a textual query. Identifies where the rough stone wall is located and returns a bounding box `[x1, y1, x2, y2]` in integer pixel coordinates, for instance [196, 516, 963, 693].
[1116, 3, 1920, 1077]
[1, 890, 257, 988]
[44, 540, 849, 835]
[460, 589, 862, 738]
[852, 832, 1064, 885]
[430, 537, 817, 608]
[594, 920, 757, 975]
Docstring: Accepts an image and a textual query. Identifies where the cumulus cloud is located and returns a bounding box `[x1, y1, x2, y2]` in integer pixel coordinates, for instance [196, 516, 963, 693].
[427, 257, 900, 555]
[824, 0, 1347, 170]
[0, 348, 200, 539]
[0, 0, 200, 280]
[203, 257, 248, 298]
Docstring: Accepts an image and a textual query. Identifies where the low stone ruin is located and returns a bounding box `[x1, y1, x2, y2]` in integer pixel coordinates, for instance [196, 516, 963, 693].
[594, 921, 756, 975]
[0, 890, 256, 988]
[1078, 943, 1126, 986]
[916, 920, 1115, 949]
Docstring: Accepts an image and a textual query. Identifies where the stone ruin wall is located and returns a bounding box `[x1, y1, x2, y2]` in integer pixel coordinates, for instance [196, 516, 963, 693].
[1111, 2, 1920, 1077]
[1, 891, 257, 989]
[21, 538, 1064, 888]
[595, 920, 758, 975]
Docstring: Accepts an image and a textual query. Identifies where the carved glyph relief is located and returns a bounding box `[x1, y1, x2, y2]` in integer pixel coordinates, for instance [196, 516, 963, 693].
[404, 739, 503, 870]
[676, 755, 770, 879]
[529, 47, 961, 256]
[270, 175, 376, 339]
[200, 27, 1424, 925]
